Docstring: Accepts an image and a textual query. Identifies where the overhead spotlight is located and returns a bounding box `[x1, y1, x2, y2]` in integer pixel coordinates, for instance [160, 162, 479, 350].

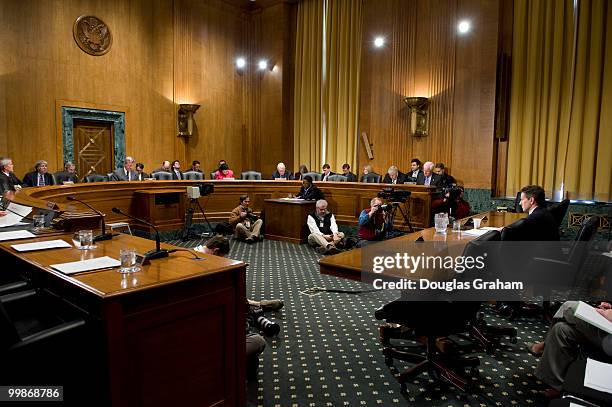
[235, 57, 246, 69]
[374, 36, 385, 48]
[457, 20, 471, 34]
[258, 59, 268, 70]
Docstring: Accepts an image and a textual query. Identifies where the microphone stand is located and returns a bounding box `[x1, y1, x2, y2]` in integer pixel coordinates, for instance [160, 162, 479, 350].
[111, 207, 169, 261]
[66, 196, 113, 242]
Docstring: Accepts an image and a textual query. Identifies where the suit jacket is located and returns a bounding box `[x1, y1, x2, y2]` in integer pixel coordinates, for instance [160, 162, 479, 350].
[171, 169, 183, 180]
[343, 172, 357, 182]
[54, 171, 78, 184]
[522, 206, 560, 241]
[437, 173, 456, 188]
[405, 169, 423, 183]
[321, 171, 335, 182]
[0, 172, 23, 192]
[135, 172, 150, 181]
[296, 185, 324, 201]
[382, 172, 406, 185]
[416, 172, 441, 187]
[271, 171, 294, 180]
[22, 171, 54, 187]
[111, 168, 138, 181]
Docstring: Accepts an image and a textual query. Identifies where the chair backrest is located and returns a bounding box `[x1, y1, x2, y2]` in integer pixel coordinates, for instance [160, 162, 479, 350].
[53, 172, 71, 184]
[183, 171, 203, 181]
[327, 174, 347, 182]
[361, 173, 381, 183]
[85, 174, 108, 183]
[513, 191, 523, 213]
[303, 172, 322, 181]
[153, 171, 173, 180]
[500, 218, 527, 241]
[210, 172, 216, 180]
[547, 199, 570, 228]
[566, 215, 599, 271]
[0, 300, 21, 349]
[241, 171, 262, 180]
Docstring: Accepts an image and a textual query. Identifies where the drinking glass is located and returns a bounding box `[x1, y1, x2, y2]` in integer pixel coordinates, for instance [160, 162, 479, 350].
[119, 248, 137, 274]
[453, 221, 462, 233]
[473, 218, 482, 229]
[32, 214, 45, 231]
[79, 230, 95, 250]
[434, 213, 448, 233]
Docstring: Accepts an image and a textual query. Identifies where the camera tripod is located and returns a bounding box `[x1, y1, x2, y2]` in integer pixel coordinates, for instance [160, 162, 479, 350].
[181, 197, 214, 240]
[387, 200, 414, 234]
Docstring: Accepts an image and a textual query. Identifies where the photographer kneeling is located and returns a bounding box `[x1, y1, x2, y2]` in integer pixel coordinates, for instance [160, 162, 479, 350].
[431, 185, 471, 220]
[229, 194, 263, 243]
[357, 197, 394, 247]
[306, 199, 345, 255]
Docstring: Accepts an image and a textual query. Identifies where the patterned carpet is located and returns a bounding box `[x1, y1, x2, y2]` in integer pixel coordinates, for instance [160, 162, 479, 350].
[165, 236, 555, 407]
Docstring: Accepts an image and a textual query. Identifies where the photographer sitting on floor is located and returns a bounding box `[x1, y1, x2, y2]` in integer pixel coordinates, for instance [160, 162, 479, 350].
[357, 197, 394, 247]
[306, 199, 345, 255]
[229, 194, 263, 243]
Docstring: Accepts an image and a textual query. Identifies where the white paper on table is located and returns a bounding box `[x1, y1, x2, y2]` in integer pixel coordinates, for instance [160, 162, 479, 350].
[280, 197, 304, 201]
[584, 358, 612, 394]
[574, 301, 612, 335]
[50, 256, 121, 275]
[461, 228, 491, 237]
[0, 230, 36, 241]
[481, 226, 503, 231]
[11, 239, 72, 252]
[0, 202, 33, 227]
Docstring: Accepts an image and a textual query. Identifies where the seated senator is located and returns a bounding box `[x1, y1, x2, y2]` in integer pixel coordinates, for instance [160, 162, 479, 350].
[382, 165, 405, 185]
[22, 160, 55, 187]
[357, 197, 393, 246]
[416, 161, 441, 186]
[306, 199, 344, 255]
[54, 161, 79, 184]
[0, 157, 23, 193]
[228, 195, 263, 243]
[321, 163, 334, 181]
[213, 162, 235, 179]
[271, 162, 293, 180]
[135, 162, 149, 181]
[110, 156, 137, 181]
[341, 163, 357, 182]
[405, 158, 423, 183]
[295, 175, 324, 201]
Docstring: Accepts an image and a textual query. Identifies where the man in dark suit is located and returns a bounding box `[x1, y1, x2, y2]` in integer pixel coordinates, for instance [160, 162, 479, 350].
[135, 163, 149, 181]
[22, 160, 55, 187]
[405, 158, 423, 183]
[111, 156, 138, 181]
[433, 162, 456, 188]
[341, 163, 357, 182]
[295, 175, 324, 201]
[416, 161, 441, 186]
[0, 157, 24, 192]
[321, 163, 335, 181]
[54, 161, 79, 184]
[271, 162, 293, 180]
[171, 160, 183, 180]
[514, 185, 559, 241]
[153, 160, 171, 174]
[382, 166, 406, 185]
[191, 160, 202, 173]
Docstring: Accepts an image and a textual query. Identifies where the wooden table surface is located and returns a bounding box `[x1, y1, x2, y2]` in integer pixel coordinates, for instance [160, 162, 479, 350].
[319, 211, 526, 281]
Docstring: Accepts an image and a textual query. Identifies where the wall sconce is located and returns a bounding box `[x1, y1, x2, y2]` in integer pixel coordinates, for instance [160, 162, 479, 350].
[177, 104, 200, 138]
[403, 97, 429, 137]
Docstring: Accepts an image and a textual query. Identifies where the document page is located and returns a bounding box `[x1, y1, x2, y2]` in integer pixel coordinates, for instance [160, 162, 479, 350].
[11, 239, 72, 252]
[0, 202, 32, 227]
[574, 301, 612, 335]
[584, 358, 612, 394]
[51, 256, 121, 274]
[0, 230, 36, 241]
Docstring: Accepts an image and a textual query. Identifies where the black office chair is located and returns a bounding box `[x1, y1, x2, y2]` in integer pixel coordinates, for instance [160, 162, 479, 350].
[547, 199, 570, 229]
[303, 172, 322, 181]
[241, 171, 262, 180]
[183, 171, 204, 180]
[153, 171, 173, 180]
[84, 173, 108, 183]
[361, 173, 381, 183]
[326, 174, 348, 182]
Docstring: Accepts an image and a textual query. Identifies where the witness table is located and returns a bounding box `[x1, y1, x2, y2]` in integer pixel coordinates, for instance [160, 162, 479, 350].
[0, 232, 247, 407]
[264, 198, 316, 243]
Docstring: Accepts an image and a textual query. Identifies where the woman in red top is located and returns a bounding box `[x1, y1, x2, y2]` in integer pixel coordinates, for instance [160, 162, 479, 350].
[213, 162, 235, 180]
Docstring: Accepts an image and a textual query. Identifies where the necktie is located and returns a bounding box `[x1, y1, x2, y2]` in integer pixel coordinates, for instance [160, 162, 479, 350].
[425, 176, 430, 186]
[126, 170, 131, 181]
[38, 174, 45, 186]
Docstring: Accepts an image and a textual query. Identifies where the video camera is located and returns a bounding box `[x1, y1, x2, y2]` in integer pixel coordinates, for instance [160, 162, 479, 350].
[186, 183, 215, 199]
[442, 185, 463, 200]
[377, 188, 411, 203]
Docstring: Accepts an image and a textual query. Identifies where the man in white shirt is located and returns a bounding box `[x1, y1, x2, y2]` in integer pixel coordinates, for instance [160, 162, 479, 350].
[111, 156, 137, 181]
[306, 199, 344, 254]
[321, 163, 334, 181]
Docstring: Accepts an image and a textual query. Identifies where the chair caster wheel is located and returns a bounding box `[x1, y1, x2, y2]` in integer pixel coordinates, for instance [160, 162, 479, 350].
[400, 383, 407, 394]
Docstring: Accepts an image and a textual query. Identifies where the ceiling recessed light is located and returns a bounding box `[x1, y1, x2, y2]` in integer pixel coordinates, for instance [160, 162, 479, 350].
[235, 57, 246, 69]
[457, 20, 471, 34]
[374, 36, 385, 48]
[258, 59, 268, 70]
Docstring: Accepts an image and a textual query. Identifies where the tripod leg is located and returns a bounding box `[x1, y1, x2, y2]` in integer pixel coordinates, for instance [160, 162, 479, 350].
[195, 199, 214, 236]
[182, 206, 195, 240]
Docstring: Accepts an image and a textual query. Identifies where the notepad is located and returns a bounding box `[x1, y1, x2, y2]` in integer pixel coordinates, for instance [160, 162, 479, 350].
[574, 301, 612, 335]
[0, 230, 36, 241]
[584, 358, 612, 394]
[11, 239, 72, 252]
[50, 256, 121, 275]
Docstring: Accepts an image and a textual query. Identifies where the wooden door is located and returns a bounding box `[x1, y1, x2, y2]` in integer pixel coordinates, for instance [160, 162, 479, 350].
[73, 120, 114, 179]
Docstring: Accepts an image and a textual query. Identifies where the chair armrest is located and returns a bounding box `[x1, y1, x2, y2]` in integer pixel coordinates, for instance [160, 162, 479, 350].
[0, 280, 29, 295]
[0, 289, 37, 303]
[10, 319, 86, 351]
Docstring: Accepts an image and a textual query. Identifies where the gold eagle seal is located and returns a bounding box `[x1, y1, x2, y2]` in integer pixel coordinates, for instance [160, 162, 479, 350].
[73, 15, 112, 56]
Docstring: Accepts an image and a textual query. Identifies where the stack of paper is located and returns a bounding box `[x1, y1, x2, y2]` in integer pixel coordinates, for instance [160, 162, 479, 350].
[574, 301, 612, 335]
[50, 256, 121, 275]
[584, 358, 612, 394]
[11, 240, 72, 252]
[0, 230, 36, 241]
[0, 202, 32, 228]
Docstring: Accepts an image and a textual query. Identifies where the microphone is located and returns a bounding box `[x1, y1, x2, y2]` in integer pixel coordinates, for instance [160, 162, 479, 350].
[111, 207, 169, 261]
[66, 196, 113, 242]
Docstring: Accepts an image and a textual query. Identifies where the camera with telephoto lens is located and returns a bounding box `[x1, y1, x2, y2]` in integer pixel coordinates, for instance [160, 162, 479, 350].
[377, 188, 411, 203]
[246, 212, 259, 222]
[378, 203, 393, 212]
[247, 306, 280, 337]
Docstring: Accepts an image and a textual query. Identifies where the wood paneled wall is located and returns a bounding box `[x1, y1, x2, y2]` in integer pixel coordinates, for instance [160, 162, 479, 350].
[0, 0, 291, 179]
[358, 0, 499, 189]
